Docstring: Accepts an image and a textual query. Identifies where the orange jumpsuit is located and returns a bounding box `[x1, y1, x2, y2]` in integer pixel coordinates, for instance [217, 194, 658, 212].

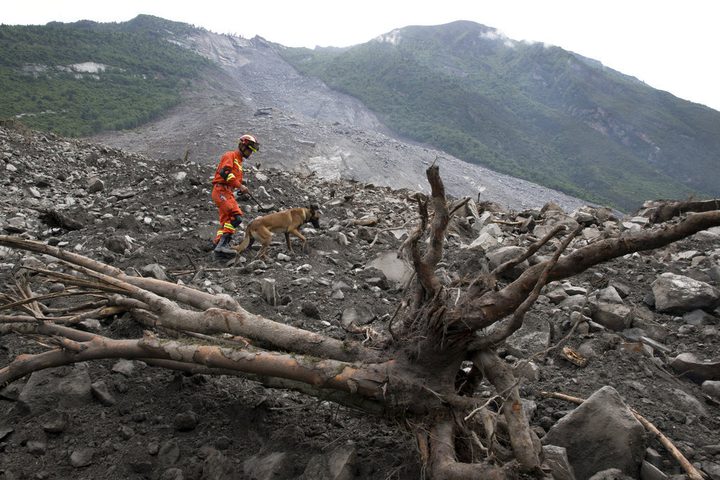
[211, 150, 246, 243]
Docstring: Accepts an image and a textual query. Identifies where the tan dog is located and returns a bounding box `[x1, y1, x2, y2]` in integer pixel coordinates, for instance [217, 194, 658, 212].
[234, 206, 321, 259]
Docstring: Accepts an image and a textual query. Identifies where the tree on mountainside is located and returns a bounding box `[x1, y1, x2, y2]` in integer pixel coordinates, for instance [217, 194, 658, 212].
[1, 166, 718, 479]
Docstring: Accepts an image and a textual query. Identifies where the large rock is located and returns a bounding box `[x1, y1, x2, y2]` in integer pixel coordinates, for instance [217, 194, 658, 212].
[670, 353, 720, 383]
[591, 302, 633, 331]
[542, 386, 646, 480]
[366, 251, 412, 285]
[486, 245, 529, 279]
[17, 364, 93, 415]
[651, 273, 720, 313]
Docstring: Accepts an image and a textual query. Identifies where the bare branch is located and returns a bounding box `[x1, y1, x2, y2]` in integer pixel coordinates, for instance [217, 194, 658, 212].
[490, 224, 567, 277]
[639, 198, 720, 223]
[451, 211, 720, 331]
[428, 416, 513, 479]
[0, 332, 390, 399]
[423, 165, 449, 272]
[0, 236, 239, 311]
[470, 225, 581, 349]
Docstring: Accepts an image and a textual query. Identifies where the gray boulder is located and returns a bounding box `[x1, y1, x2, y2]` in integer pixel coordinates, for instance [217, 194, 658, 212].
[366, 251, 413, 285]
[651, 273, 720, 313]
[486, 245, 529, 279]
[591, 302, 633, 331]
[542, 386, 646, 480]
[18, 364, 93, 415]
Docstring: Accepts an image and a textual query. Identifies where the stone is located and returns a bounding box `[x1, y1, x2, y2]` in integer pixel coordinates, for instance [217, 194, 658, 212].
[158, 440, 181, 467]
[41, 410, 69, 433]
[668, 388, 707, 417]
[112, 359, 139, 377]
[651, 273, 720, 313]
[91, 380, 117, 406]
[27, 440, 47, 455]
[341, 306, 375, 328]
[596, 286, 624, 304]
[18, 364, 93, 415]
[70, 448, 95, 468]
[702, 380, 720, 400]
[486, 245, 529, 279]
[546, 288, 570, 304]
[173, 411, 199, 431]
[261, 278, 278, 306]
[682, 309, 717, 326]
[466, 231, 500, 251]
[542, 386, 646, 480]
[301, 302, 321, 319]
[366, 251, 412, 285]
[87, 177, 105, 193]
[140, 263, 168, 280]
[670, 353, 720, 383]
[105, 235, 132, 254]
[591, 302, 632, 331]
[160, 468, 185, 480]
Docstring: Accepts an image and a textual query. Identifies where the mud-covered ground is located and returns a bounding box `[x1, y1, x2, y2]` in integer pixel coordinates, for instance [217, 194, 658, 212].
[1, 124, 719, 479]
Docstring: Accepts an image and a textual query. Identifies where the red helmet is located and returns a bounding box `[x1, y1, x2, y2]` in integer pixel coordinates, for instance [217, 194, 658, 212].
[239, 134, 259, 153]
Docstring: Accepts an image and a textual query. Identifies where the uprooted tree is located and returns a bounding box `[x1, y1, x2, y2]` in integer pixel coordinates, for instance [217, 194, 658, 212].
[2, 166, 719, 479]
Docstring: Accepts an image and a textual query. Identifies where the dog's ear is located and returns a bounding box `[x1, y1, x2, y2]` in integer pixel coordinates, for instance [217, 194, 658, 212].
[309, 204, 320, 213]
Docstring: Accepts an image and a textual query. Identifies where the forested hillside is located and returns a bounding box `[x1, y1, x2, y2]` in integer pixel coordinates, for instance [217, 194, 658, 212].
[279, 21, 720, 210]
[2, 16, 719, 211]
[0, 16, 211, 136]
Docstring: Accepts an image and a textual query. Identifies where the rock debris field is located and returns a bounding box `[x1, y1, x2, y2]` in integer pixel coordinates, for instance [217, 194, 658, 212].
[1, 123, 720, 480]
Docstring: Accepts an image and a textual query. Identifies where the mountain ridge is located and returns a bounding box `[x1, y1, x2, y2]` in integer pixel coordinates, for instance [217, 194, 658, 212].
[278, 20, 720, 210]
[1, 15, 718, 211]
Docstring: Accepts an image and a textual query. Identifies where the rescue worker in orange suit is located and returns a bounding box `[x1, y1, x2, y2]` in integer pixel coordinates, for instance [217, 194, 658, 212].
[211, 134, 260, 256]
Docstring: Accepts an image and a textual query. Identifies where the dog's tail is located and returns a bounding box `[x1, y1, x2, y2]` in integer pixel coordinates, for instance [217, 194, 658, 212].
[233, 228, 254, 254]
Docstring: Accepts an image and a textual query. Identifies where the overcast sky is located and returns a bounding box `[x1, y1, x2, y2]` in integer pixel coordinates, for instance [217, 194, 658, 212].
[4, 0, 720, 111]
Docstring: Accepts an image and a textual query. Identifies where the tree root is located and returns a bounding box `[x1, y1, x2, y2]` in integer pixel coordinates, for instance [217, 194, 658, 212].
[428, 417, 516, 479]
[476, 350, 541, 472]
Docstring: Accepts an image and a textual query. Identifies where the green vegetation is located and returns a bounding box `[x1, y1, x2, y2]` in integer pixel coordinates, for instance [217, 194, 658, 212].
[279, 21, 720, 210]
[3, 17, 718, 210]
[0, 16, 211, 136]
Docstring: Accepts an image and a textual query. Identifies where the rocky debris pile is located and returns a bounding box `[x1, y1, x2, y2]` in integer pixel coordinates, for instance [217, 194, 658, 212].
[89, 30, 590, 213]
[1, 123, 720, 479]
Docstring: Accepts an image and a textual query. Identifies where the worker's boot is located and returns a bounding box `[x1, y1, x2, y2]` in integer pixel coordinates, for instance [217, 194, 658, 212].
[213, 233, 236, 257]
